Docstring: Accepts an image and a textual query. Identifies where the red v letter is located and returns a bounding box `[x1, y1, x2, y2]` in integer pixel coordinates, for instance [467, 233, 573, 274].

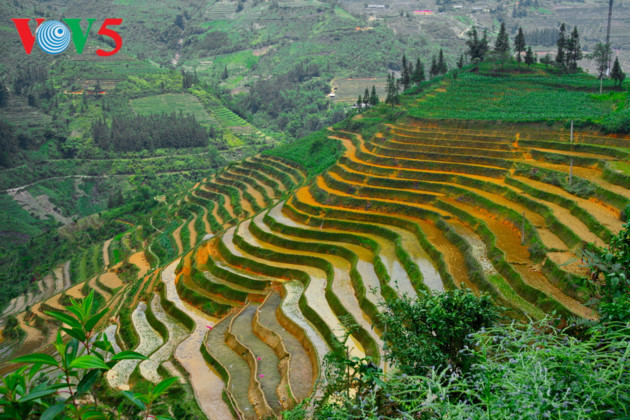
[11, 18, 45, 54]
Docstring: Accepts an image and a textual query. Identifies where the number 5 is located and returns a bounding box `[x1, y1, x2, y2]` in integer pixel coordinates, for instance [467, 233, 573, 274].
[96, 18, 123, 57]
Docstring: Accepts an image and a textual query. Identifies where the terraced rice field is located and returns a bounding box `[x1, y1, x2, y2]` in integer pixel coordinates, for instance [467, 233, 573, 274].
[2, 125, 628, 418]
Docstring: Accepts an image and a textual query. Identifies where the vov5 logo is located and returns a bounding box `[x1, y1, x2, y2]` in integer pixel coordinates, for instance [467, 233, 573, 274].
[11, 18, 123, 56]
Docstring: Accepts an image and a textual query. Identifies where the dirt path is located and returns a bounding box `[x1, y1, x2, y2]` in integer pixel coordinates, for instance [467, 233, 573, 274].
[172, 222, 185, 256]
[188, 214, 198, 250]
[161, 260, 234, 420]
[128, 252, 150, 279]
[65, 282, 85, 300]
[102, 238, 113, 269]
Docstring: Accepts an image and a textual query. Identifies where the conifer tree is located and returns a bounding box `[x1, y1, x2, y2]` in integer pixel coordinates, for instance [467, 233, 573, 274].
[385, 73, 399, 107]
[514, 27, 526, 67]
[370, 85, 379, 105]
[611, 57, 625, 88]
[437, 49, 448, 75]
[525, 47, 535, 67]
[556, 23, 567, 69]
[566, 26, 583, 71]
[494, 22, 510, 67]
[466, 27, 489, 62]
[401, 54, 411, 90]
[412, 58, 425, 85]
[363, 88, 370, 105]
[357, 94, 362, 108]
[430, 56, 438, 78]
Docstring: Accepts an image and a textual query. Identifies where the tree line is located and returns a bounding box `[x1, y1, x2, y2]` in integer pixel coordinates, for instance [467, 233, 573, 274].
[91, 112, 213, 152]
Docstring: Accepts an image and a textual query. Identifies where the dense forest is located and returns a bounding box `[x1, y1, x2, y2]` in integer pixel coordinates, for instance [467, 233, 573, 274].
[91, 112, 215, 152]
[232, 61, 346, 138]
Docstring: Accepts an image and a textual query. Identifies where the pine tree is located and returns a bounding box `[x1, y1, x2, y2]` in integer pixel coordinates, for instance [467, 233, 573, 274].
[466, 27, 489, 62]
[430, 56, 438, 78]
[556, 23, 567, 69]
[385, 73, 399, 107]
[514, 27, 526, 67]
[566, 26, 582, 71]
[525, 47, 535, 67]
[494, 22, 510, 67]
[363, 88, 370, 105]
[611, 57, 625, 88]
[370, 85, 379, 105]
[412, 58, 425, 85]
[437, 49, 448, 75]
[401, 54, 410, 90]
[357, 94, 362, 108]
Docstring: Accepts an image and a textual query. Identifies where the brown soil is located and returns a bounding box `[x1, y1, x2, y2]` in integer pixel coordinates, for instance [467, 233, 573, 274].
[512, 174, 624, 235]
[172, 222, 185, 256]
[100, 272, 123, 290]
[89, 276, 111, 301]
[13, 313, 45, 356]
[129, 252, 150, 279]
[253, 211, 383, 346]
[188, 214, 198, 249]
[215, 176, 254, 217]
[225, 225, 365, 359]
[102, 238, 113, 269]
[202, 184, 237, 220]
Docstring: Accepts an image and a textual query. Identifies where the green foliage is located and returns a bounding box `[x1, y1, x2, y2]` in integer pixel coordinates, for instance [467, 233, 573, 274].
[292, 318, 630, 419]
[409, 72, 617, 123]
[583, 223, 630, 323]
[380, 289, 499, 375]
[0, 291, 179, 420]
[264, 131, 341, 178]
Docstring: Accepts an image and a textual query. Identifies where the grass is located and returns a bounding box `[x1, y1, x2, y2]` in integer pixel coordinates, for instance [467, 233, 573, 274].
[612, 161, 630, 176]
[263, 130, 341, 178]
[130, 94, 214, 127]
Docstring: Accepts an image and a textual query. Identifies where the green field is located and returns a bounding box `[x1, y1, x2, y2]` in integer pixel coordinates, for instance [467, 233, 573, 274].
[130, 94, 215, 126]
[409, 71, 616, 122]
